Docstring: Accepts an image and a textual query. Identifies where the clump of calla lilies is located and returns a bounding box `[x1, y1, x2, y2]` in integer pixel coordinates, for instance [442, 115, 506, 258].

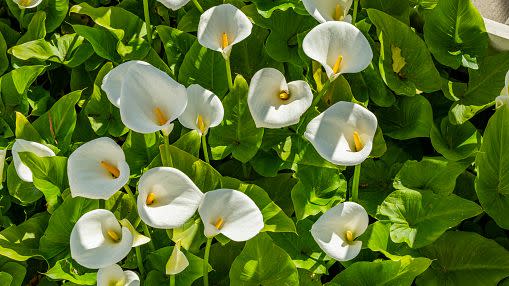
[8, 0, 384, 284]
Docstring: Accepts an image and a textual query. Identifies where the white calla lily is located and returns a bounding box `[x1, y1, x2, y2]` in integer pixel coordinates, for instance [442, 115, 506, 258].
[68, 137, 130, 200]
[13, 0, 43, 9]
[157, 0, 191, 10]
[101, 61, 187, 134]
[137, 167, 204, 229]
[247, 68, 313, 128]
[302, 0, 353, 23]
[166, 241, 189, 275]
[97, 264, 140, 286]
[303, 21, 373, 80]
[305, 101, 377, 166]
[119, 219, 151, 248]
[198, 189, 263, 242]
[197, 4, 253, 59]
[311, 201, 368, 261]
[70, 209, 133, 269]
[12, 139, 55, 182]
[178, 84, 224, 135]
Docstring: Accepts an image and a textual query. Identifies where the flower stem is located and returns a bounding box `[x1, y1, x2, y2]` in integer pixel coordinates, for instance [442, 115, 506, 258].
[170, 275, 176, 286]
[162, 134, 173, 167]
[99, 199, 105, 209]
[19, 8, 25, 31]
[225, 58, 233, 91]
[192, 0, 204, 13]
[352, 0, 359, 24]
[135, 247, 146, 277]
[143, 0, 153, 45]
[351, 164, 361, 202]
[311, 79, 332, 108]
[201, 135, 210, 164]
[203, 238, 212, 286]
[124, 185, 156, 251]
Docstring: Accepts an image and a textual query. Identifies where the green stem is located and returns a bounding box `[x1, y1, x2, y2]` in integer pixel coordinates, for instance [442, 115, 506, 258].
[143, 0, 153, 45]
[201, 135, 210, 164]
[19, 8, 25, 31]
[225, 58, 233, 91]
[351, 164, 361, 202]
[99, 199, 105, 209]
[203, 238, 212, 286]
[162, 134, 173, 167]
[311, 79, 332, 108]
[142, 222, 155, 251]
[352, 0, 359, 24]
[135, 247, 146, 277]
[192, 0, 204, 13]
[242, 164, 248, 179]
[170, 275, 176, 286]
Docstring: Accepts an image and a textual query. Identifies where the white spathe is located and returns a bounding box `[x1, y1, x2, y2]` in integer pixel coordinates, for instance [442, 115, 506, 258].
[119, 219, 151, 248]
[166, 241, 189, 275]
[157, 0, 191, 11]
[302, 0, 353, 23]
[197, 4, 253, 59]
[198, 189, 263, 242]
[302, 21, 372, 80]
[178, 84, 224, 135]
[101, 61, 187, 134]
[247, 68, 313, 128]
[137, 167, 204, 229]
[311, 201, 369, 261]
[68, 137, 130, 200]
[496, 95, 509, 109]
[305, 101, 377, 166]
[13, 0, 43, 9]
[97, 264, 140, 286]
[12, 139, 55, 182]
[70, 209, 133, 269]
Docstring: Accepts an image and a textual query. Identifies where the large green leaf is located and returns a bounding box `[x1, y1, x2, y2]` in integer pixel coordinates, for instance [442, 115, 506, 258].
[249, 0, 306, 18]
[378, 189, 482, 248]
[430, 117, 480, 161]
[6, 162, 42, 205]
[122, 131, 160, 175]
[44, 258, 96, 285]
[229, 233, 299, 285]
[423, 0, 488, 69]
[360, 0, 410, 24]
[208, 75, 264, 163]
[368, 9, 441, 96]
[416, 231, 509, 286]
[156, 26, 196, 79]
[475, 102, 509, 229]
[0, 33, 7, 76]
[72, 25, 121, 63]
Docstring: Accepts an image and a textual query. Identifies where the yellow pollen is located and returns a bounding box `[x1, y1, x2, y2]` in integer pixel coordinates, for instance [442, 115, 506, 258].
[279, 91, 290, 100]
[100, 161, 120, 178]
[197, 114, 207, 134]
[221, 33, 229, 49]
[353, 131, 363, 152]
[332, 55, 343, 74]
[334, 4, 344, 21]
[146, 192, 156, 205]
[214, 217, 224, 230]
[345, 230, 354, 242]
[107, 230, 121, 242]
[19, 0, 31, 6]
[154, 107, 168, 126]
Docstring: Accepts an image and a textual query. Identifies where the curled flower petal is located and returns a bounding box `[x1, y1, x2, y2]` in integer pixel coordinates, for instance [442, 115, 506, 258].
[119, 219, 151, 248]
[178, 84, 224, 135]
[97, 264, 140, 286]
[12, 139, 55, 182]
[13, 0, 43, 9]
[302, 0, 353, 23]
[166, 241, 189, 275]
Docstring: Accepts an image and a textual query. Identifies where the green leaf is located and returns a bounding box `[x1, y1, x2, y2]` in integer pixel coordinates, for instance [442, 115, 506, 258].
[475, 102, 509, 229]
[378, 189, 482, 248]
[0, 33, 8, 76]
[423, 0, 488, 69]
[72, 25, 121, 63]
[15, 112, 42, 142]
[250, 0, 306, 18]
[368, 9, 441, 96]
[45, 258, 96, 285]
[209, 75, 264, 163]
[360, 0, 410, 24]
[38, 0, 69, 33]
[326, 256, 431, 286]
[0, 212, 49, 261]
[377, 95, 433, 140]
[229, 233, 299, 285]
[156, 26, 196, 79]
[394, 157, 469, 195]
[416, 231, 509, 286]
[39, 197, 98, 260]
[6, 162, 42, 205]
[0, 65, 46, 115]
[122, 131, 160, 175]
[430, 117, 480, 161]
[173, 130, 202, 158]
[17, 11, 46, 44]
[0, 261, 26, 286]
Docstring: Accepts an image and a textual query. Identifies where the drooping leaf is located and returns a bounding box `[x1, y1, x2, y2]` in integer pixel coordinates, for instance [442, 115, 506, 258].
[0, 213, 49, 261]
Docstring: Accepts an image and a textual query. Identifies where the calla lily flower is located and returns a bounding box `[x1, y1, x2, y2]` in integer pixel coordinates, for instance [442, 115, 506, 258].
[198, 189, 263, 242]
[178, 84, 224, 135]
[70, 209, 133, 269]
[496, 95, 509, 109]
[137, 167, 204, 229]
[247, 68, 313, 128]
[166, 240, 189, 275]
[97, 264, 140, 286]
[101, 61, 187, 134]
[68, 137, 130, 200]
[13, 0, 43, 9]
[302, 22, 373, 80]
[197, 4, 253, 59]
[119, 219, 151, 247]
[157, 0, 190, 11]
[305, 101, 377, 166]
[311, 201, 368, 261]
[302, 0, 353, 23]
[12, 139, 55, 182]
